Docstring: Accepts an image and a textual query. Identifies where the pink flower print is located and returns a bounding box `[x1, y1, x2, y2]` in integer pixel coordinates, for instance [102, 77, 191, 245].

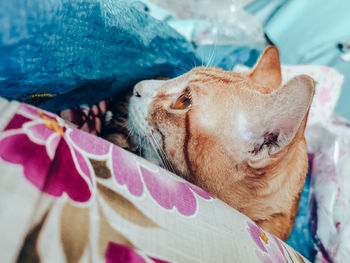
[65, 115, 214, 216]
[0, 104, 92, 202]
[105, 242, 169, 263]
[140, 166, 200, 216]
[321, 66, 331, 73]
[68, 128, 111, 157]
[111, 146, 144, 196]
[318, 87, 332, 105]
[105, 242, 146, 263]
[247, 221, 285, 263]
[67, 130, 145, 197]
[149, 257, 170, 263]
[284, 67, 292, 74]
[59, 101, 107, 135]
[111, 146, 213, 216]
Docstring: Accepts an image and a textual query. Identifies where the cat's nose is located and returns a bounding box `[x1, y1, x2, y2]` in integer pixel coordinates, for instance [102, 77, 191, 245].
[133, 83, 149, 98]
[134, 90, 141, 98]
[133, 80, 164, 98]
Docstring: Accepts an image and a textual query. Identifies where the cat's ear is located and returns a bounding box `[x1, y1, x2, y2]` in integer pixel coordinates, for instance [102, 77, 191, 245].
[242, 75, 315, 161]
[249, 46, 282, 90]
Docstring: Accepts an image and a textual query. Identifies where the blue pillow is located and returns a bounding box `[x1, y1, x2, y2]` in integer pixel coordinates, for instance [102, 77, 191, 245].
[0, 0, 199, 111]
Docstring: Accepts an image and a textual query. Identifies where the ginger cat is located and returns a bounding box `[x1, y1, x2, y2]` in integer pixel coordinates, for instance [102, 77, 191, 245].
[127, 46, 315, 240]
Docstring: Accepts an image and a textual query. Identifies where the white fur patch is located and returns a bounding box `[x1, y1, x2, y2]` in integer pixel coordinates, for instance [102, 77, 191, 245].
[128, 80, 165, 167]
[237, 112, 254, 141]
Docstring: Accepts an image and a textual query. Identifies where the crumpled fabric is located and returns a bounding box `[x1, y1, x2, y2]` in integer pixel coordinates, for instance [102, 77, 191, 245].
[281, 65, 344, 262]
[0, 0, 199, 111]
[306, 116, 350, 263]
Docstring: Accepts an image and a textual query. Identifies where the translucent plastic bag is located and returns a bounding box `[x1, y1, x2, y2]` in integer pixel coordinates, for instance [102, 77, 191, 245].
[145, 0, 266, 47]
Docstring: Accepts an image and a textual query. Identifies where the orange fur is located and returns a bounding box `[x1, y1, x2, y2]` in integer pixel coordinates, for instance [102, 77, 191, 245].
[128, 46, 315, 239]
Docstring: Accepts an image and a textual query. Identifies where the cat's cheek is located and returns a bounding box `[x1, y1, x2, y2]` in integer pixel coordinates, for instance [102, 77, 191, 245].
[128, 97, 153, 136]
[142, 147, 162, 167]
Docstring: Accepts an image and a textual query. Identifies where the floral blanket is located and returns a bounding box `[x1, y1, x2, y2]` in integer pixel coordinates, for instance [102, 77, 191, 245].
[0, 97, 307, 262]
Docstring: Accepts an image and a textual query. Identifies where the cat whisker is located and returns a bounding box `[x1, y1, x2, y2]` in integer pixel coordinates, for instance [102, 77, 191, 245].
[149, 131, 176, 174]
[201, 52, 204, 67]
[206, 43, 217, 68]
[130, 101, 175, 174]
[130, 109, 167, 170]
[174, 65, 191, 73]
[147, 133, 170, 170]
[190, 54, 198, 70]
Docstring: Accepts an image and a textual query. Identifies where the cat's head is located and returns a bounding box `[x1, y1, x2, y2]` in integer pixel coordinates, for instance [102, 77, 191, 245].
[128, 46, 315, 187]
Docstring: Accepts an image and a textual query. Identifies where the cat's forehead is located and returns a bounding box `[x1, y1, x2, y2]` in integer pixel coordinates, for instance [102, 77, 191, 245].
[189, 66, 239, 75]
[188, 67, 245, 83]
[187, 67, 275, 94]
[155, 66, 273, 99]
[161, 67, 248, 94]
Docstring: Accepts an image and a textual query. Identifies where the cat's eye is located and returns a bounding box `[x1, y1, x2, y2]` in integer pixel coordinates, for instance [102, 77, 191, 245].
[173, 92, 192, 110]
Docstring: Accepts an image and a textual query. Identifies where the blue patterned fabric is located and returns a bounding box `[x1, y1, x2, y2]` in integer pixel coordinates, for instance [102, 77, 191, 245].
[0, 0, 199, 111]
[286, 173, 316, 261]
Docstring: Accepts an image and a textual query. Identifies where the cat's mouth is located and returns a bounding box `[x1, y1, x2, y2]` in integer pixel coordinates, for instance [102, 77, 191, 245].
[128, 79, 164, 140]
[128, 94, 165, 168]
